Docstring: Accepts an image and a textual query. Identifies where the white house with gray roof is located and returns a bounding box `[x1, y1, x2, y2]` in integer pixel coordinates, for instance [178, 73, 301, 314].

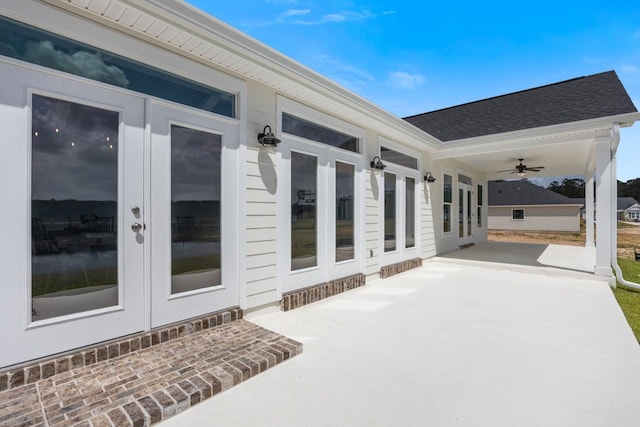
[0, 0, 639, 369]
[488, 180, 584, 232]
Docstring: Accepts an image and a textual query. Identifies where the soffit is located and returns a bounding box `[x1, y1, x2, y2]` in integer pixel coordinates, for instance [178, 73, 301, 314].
[40, 0, 440, 152]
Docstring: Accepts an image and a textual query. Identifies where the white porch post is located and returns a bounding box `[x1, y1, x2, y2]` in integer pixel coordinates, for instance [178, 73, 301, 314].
[585, 172, 595, 248]
[594, 136, 614, 278]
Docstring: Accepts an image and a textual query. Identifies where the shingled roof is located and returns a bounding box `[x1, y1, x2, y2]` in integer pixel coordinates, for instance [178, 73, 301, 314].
[488, 180, 583, 206]
[404, 71, 638, 142]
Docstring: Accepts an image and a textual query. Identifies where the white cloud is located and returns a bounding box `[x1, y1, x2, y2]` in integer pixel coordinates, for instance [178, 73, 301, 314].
[289, 9, 390, 25]
[280, 9, 311, 18]
[620, 64, 640, 74]
[312, 54, 375, 92]
[388, 71, 425, 89]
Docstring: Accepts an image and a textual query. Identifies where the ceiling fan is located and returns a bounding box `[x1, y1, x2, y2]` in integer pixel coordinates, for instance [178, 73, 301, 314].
[496, 158, 545, 176]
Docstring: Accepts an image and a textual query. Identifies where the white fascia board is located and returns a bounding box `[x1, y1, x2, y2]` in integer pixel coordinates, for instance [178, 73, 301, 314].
[41, 0, 441, 151]
[432, 112, 640, 160]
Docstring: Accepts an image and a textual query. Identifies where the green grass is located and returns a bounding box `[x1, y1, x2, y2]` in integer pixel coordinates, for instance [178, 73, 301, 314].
[613, 258, 640, 342]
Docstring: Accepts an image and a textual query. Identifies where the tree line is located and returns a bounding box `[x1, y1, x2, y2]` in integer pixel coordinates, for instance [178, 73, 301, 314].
[546, 177, 640, 201]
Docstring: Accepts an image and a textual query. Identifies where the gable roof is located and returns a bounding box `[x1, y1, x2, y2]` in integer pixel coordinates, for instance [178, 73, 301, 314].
[488, 180, 583, 206]
[618, 197, 640, 211]
[404, 71, 638, 142]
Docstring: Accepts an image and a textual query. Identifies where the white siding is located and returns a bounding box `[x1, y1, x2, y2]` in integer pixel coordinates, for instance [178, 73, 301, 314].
[488, 205, 581, 232]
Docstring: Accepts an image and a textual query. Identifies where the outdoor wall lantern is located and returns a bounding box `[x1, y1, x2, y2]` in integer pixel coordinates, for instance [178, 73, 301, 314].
[257, 125, 281, 146]
[370, 156, 386, 170]
[424, 171, 437, 183]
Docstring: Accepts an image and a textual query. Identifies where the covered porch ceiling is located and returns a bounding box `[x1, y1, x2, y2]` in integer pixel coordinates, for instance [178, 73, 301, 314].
[430, 114, 640, 180]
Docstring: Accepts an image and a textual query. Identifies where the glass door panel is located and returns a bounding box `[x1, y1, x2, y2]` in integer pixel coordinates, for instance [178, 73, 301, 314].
[150, 102, 238, 328]
[291, 152, 318, 271]
[335, 162, 355, 262]
[384, 172, 397, 252]
[170, 125, 222, 294]
[405, 177, 416, 248]
[31, 95, 119, 321]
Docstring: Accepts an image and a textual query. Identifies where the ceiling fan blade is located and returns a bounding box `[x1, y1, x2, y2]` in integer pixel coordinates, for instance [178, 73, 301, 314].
[496, 169, 516, 173]
[527, 167, 545, 171]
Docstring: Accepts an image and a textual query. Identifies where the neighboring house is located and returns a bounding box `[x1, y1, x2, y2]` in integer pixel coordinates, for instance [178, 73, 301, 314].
[487, 181, 584, 232]
[574, 197, 640, 222]
[0, 0, 638, 369]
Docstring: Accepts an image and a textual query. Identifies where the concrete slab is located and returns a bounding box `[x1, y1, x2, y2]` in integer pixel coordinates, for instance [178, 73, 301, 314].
[160, 259, 640, 427]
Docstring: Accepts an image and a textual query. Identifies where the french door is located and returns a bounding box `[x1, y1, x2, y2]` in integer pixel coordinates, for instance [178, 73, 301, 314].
[279, 138, 363, 293]
[149, 101, 239, 327]
[458, 182, 473, 246]
[0, 61, 240, 367]
[1, 61, 145, 367]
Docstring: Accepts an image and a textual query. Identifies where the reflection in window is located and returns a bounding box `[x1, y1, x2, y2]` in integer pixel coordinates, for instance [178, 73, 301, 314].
[336, 162, 354, 262]
[384, 173, 396, 252]
[380, 146, 418, 169]
[405, 177, 415, 248]
[443, 174, 452, 233]
[467, 189, 472, 236]
[31, 95, 119, 321]
[291, 152, 317, 270]
[0, 16, 235, 117]
[171, 126, 222, 294]
[283, 113, 358, 152]
[459, 188, 464, 238]
[477, 184, 483, 228]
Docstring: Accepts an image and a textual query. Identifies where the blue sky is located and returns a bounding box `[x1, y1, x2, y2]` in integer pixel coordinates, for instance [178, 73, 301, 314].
[187, 0, 640, 183]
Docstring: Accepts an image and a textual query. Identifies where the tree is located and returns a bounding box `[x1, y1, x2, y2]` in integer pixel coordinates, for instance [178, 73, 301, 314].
[618, 178, 640, 201]
[547, 178, 585, 198]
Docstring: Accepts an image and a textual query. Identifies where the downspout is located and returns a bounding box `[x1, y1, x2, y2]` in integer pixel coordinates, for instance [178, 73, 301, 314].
[610, 123, 640, 290]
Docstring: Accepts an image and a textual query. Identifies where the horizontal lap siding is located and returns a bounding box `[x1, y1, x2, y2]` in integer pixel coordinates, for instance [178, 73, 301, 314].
[421, 184, 436, 258]
[365, 170, 379, 275]
[488, 206, 581, 232]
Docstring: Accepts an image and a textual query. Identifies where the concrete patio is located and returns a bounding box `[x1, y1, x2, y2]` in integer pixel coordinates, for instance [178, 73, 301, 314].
[161, 243, 640, 427]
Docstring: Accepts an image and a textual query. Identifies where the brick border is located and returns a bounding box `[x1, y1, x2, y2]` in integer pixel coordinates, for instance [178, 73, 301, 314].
[379, 258, 423, 279]
[0, 307, 242, 392]
[281, 273, 366, 311]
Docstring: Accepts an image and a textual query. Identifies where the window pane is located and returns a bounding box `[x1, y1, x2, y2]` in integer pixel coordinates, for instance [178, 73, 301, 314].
[292, 152, 317, 270]
[384, 173, 396, 252]
[171, 126, 221, 294]
[477, 184, 484, 206]
[443, 174, 452, 203]
[1, 17, 235, 117]
[405, 177, 415, 248]
[467, 189, 472, 236]
[283, 113, 358, 152]
[380, 146, 418, 169]
[336, 162, 354, 262]
[31, 95, 119, 321]
[443, 205, 451, 233]
[512, 209, 525, 220]
[459, 189, 464, 238]
[477, 206, 482, 228]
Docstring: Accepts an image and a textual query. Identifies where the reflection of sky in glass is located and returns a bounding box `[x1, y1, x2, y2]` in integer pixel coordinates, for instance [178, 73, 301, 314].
[171, 126, 221, 201]
[0, 16, 235, 117]
[32, 95, 118, 201]
[381, 146, 418, 169]
[283, 113, 358, 153]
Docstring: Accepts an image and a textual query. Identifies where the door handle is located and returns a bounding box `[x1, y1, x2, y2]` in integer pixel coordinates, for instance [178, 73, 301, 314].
[131, 223, 143, 233]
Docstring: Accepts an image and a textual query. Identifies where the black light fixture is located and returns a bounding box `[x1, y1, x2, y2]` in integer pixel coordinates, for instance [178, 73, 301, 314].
[424, 171, 437, 183]
[370, 156, 386, 170]
[257, 125, 281, 146]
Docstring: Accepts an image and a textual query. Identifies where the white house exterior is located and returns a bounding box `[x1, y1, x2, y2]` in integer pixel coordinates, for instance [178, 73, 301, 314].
[488, 180, 583, 232]
[0, 0, 638, 369]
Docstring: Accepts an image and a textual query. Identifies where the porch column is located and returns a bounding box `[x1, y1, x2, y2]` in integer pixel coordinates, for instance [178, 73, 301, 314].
[585, 172, 595, 247]
[594, 134, 615, 278]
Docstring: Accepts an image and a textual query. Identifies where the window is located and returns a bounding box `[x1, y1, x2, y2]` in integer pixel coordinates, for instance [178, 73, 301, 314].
[405, 178, 415, 248]
[335, 162, 355, 262]
[477, 184, 483, 228]
[384, 173, 396, 252]
[291, 152, 318, 270]
[1, 16, 235, 117]
[380, 146, 418, 169]
[283, 113, 359, 152]
[443, 174, 452, 233]
[512, 209, 525, 220]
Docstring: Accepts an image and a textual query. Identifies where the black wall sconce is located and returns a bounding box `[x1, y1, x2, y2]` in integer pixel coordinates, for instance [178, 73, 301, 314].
[370, 156, 386, 170]
[257, 125, 281, 146]
[424, 171, 437, 183]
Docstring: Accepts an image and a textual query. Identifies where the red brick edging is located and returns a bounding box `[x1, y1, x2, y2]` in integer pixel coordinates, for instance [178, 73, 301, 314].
[379, 258, 423, 279]
[0, 307, 242, 392]
[281, 273, 366, 311]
